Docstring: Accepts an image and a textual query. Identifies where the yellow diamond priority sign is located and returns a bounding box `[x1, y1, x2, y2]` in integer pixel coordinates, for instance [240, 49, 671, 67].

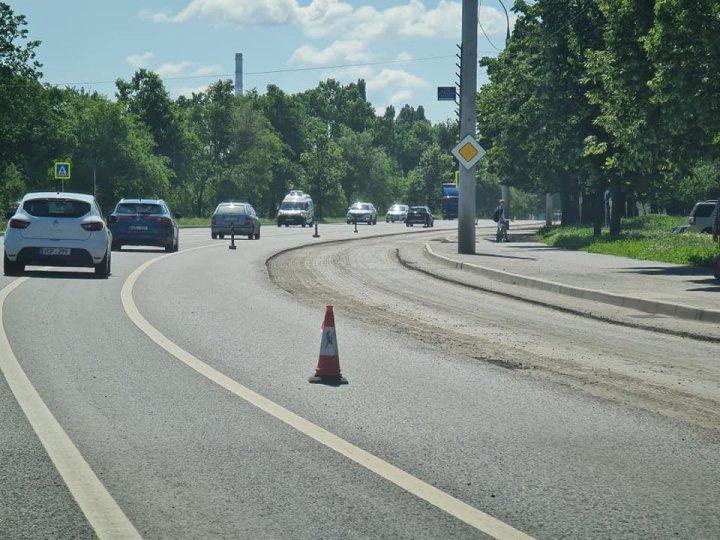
[451, 135, 485, 170]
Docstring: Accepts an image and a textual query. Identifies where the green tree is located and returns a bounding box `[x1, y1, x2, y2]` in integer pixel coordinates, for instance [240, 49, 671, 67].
[478, 0, 606, 229]
[337, 128, 400, 209]
[299, 79, 376, 139]
[59, 89, 172, 212]
[404, 144, 454, 211]
[116, 69, 193, 197]
[646, 0, 720, 169]
[181, 81, 283, 217]
[300, 118, 346, 218]
[584, 0, 660, 234]
[0, 2, 46, 208]
[254, 85, 309, 213]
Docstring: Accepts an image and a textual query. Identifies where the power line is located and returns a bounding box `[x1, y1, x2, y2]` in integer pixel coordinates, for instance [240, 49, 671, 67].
[50, 54, 467, 87]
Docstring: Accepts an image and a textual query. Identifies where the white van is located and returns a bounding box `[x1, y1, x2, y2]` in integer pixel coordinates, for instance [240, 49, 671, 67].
[277, 191, 314, 227]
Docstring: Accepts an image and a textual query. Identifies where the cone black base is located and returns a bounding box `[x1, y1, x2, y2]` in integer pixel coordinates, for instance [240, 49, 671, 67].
[308, 375, 348, 386]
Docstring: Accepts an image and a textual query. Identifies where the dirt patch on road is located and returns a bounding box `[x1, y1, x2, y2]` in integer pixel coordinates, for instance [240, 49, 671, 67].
[268, 238, 720, 435]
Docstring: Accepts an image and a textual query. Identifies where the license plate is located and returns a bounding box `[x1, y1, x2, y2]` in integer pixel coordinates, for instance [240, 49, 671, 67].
[39, 247, 70, 256]
[128, 225, 148, 231]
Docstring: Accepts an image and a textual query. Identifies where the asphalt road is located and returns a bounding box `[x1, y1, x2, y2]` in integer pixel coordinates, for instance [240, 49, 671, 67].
[1, 221, 718, 539]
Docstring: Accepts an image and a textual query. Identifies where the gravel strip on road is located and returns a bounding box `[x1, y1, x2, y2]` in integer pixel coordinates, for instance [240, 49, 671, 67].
[268, 234, 720, 434]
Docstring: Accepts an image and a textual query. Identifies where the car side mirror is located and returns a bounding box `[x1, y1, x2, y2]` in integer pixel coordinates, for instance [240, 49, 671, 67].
[174, 212, 182, 219]
[4, 211, 15, 220]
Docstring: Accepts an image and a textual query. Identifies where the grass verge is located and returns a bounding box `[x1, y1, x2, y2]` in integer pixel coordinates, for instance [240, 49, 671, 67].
[537, 215, 719, 267]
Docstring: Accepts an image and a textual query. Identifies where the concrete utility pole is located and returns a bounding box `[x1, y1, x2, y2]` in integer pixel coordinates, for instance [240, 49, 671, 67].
[458, 0, 478, 254]
[234, 53, 243, 96]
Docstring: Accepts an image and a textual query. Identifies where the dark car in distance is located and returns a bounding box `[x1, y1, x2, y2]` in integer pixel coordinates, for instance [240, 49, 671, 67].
[406, 206, 435, 228]
[108, 198, 179, 252]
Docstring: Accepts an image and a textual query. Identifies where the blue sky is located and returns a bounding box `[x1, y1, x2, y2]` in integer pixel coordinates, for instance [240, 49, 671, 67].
[17, 0, 513, 123]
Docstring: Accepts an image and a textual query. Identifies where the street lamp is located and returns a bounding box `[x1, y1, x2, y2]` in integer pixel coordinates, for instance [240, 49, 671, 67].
[497, 0, 511, 42]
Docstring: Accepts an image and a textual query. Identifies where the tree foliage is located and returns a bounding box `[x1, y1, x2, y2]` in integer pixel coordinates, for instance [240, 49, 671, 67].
[3, 1, 717, 226]
[477, 0, 720, 234]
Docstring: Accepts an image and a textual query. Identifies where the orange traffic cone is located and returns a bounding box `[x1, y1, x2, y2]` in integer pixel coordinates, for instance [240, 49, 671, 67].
[308, 305, 348, 385]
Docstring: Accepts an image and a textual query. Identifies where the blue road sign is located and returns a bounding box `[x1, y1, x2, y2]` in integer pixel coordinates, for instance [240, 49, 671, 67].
[54, 161, 71, 180]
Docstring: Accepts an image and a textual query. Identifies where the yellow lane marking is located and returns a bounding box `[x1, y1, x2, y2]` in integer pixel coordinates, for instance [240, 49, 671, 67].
[0, 278, 141, 540]
[121, 247, 534, 540]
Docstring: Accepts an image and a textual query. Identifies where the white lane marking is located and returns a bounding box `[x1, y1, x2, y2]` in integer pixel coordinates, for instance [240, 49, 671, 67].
[121, 248, 534, 540]
[0, 278, 141, 540]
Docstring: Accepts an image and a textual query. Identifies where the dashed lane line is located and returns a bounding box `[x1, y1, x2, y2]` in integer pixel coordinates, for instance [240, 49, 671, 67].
[0, 277, 141, 540]
[121, 245, 534, 540]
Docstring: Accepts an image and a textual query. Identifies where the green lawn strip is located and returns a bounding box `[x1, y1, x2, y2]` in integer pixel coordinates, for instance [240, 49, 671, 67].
[537, 215, 718, 267]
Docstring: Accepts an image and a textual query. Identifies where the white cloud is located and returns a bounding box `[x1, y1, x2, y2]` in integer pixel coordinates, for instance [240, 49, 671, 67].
[126, 51, 155, 68]
[139, 0, 298, 25]
[154, 61, 223, 78]
[347, 0, 459, 40]
[389, 89, 414, 105]
[479, 4, 514, 38]
[365, 68, 430, 93]
[140, 0, 512, 41]
[294, 0, 357, 38]
[156, 61, 195, 78]
[367, 68, 431, 114]
[396, 51, 414, 62]
[289, 40, 371, 65]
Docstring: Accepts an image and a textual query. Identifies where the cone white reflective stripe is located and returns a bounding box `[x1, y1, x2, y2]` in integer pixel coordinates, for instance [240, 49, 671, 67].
[319, 327, 338, 357]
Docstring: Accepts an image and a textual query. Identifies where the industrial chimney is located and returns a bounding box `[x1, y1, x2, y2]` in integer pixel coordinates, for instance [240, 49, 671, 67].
[234, 53, 243, 96]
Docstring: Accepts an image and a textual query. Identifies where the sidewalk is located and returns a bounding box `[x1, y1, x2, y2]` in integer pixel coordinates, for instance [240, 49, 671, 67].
[396, 223, 720, 337]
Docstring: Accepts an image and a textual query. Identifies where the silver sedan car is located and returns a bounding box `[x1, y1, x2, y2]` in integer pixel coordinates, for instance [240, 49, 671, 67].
[385, 204, 409, 223]
[346, 202, 377, 225]
[211, 202, 261, 240]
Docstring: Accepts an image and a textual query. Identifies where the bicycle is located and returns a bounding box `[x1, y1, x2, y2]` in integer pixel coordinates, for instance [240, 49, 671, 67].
[496, 219, 509, 243]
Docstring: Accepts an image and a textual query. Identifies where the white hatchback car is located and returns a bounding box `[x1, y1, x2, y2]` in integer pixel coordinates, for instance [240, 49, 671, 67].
[4, 192, 112, 278]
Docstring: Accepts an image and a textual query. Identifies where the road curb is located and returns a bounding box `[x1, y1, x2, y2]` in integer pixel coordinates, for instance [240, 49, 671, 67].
[423, 242, 720, 324]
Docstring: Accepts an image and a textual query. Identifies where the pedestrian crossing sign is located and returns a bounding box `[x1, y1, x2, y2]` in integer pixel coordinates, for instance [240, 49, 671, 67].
[54, 162, 71, 180]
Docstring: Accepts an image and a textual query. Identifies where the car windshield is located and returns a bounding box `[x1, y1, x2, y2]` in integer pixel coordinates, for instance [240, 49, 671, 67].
[280, 201, 306, 210]
[24, 198, 90, 218]
[116, 203, 163, 215]
[390, 205, 406, 211]
[352, 204, 371, 210]
[217, 204, 247, 215]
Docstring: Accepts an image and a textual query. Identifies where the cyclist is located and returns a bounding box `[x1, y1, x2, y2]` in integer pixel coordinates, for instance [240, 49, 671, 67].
[495, 199, 509, 242]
